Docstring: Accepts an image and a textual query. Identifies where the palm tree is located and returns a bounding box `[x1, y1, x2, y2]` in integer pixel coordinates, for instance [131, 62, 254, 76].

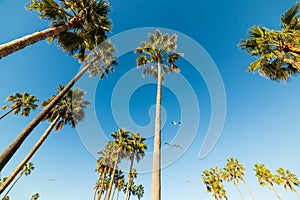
[125, 132, 147, 200]
[111, 170, 124, 200]
[114, 175, 125, 200]
[0, 86, 89, 194]
[0, 92, 38, 120]
[30, 193, 40, 200]
[239, 2, 300, 82]
[2, 162, 34, 199]
[202, 167, 228, 200]
[123, 181, 136, 200]
[222, 157, 255, 200]
[273, 167, 300, 198]
[135, 29, 183, 200]
[105, 128, 130, 200]
[0, 0, 112, 60]
[254, 163, 282, 200]
[0, 40, 117, 172]
[135, 184, 145, 200]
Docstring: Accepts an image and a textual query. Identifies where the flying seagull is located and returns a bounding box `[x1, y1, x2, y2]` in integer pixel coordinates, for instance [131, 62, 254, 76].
[165, 142, 182, 149]
[171, 121, 181, 125]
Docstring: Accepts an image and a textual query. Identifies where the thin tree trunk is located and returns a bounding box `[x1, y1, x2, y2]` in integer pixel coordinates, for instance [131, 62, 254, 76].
[242, 180, 255, 200]
[116, 190, 120, 200]
[94, 168, 104, 200]
[233, 181, 244, 200]
[98, 166, 109, 200]
[0, 18, 79, 59]
[111, 186, 116, 200]
[2, 174, 22, 198]
[0, 58, 95, 172]
[151, 57, 162, 200]
[0, 106, 19, 120]
[0, 114, 60, 194]
[294, 190, 300, 199]
[105, 153, 119, 200]
[125, 154, 135, 200]
[270, 185, 282, 200]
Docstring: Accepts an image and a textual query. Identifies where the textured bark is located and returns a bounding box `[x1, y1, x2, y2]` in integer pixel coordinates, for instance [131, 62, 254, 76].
[0, 61, 91, 171]
[0, 114, 60, 194]
[151, 58, 162, 200]
[105, 153, 119, 200]
[125, 154, 135, 200]
[0, 22, 74, 59]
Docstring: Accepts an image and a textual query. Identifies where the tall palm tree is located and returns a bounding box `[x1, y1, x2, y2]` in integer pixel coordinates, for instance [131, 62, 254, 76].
[0, 0, 112, 60]
[111, 170, 124, 200]
[202, 167, 228, 200]
[2, 162, 34, 199]
[0, 40, 117, 172]
[114, 174, 125, 200]
[239, 2, 300, 82]
[222, 157, 255, 200]
[0, 92, 38, 120]
[125, 132, 147, 200]
[105, 128, 130, 200]
[0, 86, 89, 194]
[135, 29, 183, 200]
[273, 167, 300, 198]
[254, 163, 282, 200]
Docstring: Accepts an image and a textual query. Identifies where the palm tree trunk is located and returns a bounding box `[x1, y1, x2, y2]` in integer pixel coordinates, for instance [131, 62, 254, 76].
[94, 168, 104, 200]
[105, 153, 119, 200]
[125, 154, 135, 200]
[2, 174, 22, 198]
[116, 190, 120, 200]
[111, 186, 116, 200]
[0, 56, 96, 172]
[233, 181, 245, 200]
[0, 114, 60, 194]
[0, 106, 19, 120]
[294, 190, 300, 199]
[0, 17, 79, 59]
[269, 185, 282, 200]
[98, 166, 109, 200]
[151, 57, 162, 200]
[242, 180, 255, 200]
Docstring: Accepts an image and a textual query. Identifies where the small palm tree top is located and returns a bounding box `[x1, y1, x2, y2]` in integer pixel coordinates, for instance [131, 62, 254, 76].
[2, 92, 38, 117]
[27, 0, 112, 61]
[135, 29, 183, 80]
[223, 157, 246, 183]
[274, 167, 300, 191]
[127, 132, 147, 162]
[239, 2, 300, 82]
[41, 85, 90, 131]
[254, 163, 274, 187]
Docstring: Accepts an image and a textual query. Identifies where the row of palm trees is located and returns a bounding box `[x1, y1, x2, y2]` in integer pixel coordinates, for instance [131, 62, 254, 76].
[94, 128, 147, 200]
[202, 157, 300, 200]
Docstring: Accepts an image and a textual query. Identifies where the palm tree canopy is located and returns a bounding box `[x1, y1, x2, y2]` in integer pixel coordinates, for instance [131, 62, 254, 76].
[2, 92, 38, 117]
[273, 167, 300, 191]
[239, 2, 300, 82]
[40, 85, 90, 131]
[27, 0, 112, 61]
[135, 29, 183, 80]
[254, 163, 275, 187]
[21, 162, 35, 176]
[223, 157, 246, 183]
[127, 132, 147, 162]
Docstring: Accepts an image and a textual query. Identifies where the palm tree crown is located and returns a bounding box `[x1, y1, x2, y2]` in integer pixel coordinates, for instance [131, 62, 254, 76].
[239, 2, 300, 82]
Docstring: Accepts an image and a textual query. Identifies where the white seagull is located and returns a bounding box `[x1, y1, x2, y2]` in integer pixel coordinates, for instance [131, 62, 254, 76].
[171, 121, 181, 125]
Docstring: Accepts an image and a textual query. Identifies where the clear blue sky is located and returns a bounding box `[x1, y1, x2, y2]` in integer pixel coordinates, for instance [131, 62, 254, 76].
[1, 0, 300, 199]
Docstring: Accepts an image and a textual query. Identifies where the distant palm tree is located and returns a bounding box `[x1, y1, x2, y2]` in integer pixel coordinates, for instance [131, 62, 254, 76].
[125, 132, 147, 200]
[2, 162, 34, 199]
[114, 174, 125, 200]
[0, 40, 117, 172]
[135, 29, 183, 200]
[111, 170, 124, 200]
[0, 92, 38, 120]
[273, 167, 300, 198]
[202, 167, 228, 200]
[223, 157, 255, 200]
[30, 193, 40, 200]
[135, 184, 145, 200]
[105, 128, 130, 200]
[0, 86, 89, 194]
[239, 2, 300, 82]
[0, 0, 112, 60]
[254, 163, 282, 200]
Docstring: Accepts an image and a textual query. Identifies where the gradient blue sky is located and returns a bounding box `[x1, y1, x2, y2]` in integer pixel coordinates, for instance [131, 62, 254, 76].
[1, 0, 300, 199]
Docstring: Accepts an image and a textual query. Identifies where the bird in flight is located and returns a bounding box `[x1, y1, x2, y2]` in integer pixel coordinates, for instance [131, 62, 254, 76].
[165, 142, 182, 149]
[171, 121, 181, 125]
